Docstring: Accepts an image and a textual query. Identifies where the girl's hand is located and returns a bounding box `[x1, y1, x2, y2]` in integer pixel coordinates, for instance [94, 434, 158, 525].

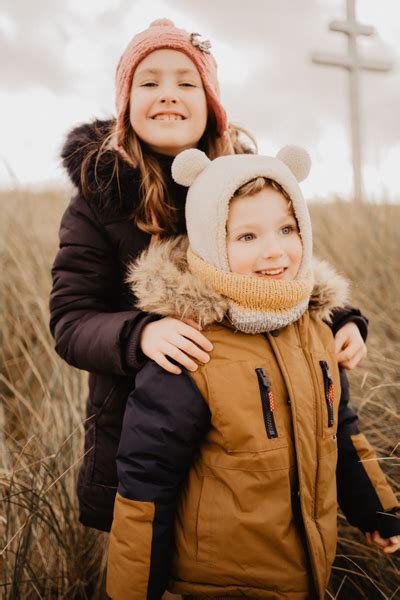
[140, 317, 213, 375]
[365, 531, 400, 554]
[334, 322, 367, 370]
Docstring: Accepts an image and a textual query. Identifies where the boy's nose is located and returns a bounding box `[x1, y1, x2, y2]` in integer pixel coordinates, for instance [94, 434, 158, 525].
[261, 239, 285, 260]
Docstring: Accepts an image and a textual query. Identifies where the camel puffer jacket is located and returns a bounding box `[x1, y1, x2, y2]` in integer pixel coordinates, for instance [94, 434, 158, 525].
[107, 238, 400, 600]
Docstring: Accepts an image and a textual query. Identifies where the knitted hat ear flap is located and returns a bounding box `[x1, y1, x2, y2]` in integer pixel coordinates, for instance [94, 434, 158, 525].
[171, 149, 211, 187]
[276, 145, 311, 183]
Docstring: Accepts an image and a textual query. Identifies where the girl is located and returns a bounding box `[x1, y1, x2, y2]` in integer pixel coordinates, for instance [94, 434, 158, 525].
[50, 19, 368, 533]
[107, 147, 400, 599]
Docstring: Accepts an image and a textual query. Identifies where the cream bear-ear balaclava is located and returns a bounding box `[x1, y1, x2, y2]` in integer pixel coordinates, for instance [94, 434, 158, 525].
[171, 146, 314, 333]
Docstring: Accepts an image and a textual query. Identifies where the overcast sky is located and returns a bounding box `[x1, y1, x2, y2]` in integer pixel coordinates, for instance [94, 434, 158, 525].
[1, 0, 399, 200]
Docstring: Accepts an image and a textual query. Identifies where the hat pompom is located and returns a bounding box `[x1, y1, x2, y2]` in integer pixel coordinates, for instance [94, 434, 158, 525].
[172, 149, 210, 187]
[276, 145, 311, 182]
[150, 18, 175, 28]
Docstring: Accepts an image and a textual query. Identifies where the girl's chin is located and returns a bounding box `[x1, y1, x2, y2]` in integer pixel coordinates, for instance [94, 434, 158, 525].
[146, 140, 200, 157]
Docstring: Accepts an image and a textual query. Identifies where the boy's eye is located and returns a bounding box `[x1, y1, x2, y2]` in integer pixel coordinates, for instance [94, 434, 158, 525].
[281, 225, 295, 235]
[238, 233, 255, 242]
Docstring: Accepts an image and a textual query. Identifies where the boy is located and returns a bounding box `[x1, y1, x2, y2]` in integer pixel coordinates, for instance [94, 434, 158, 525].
[107, 147, 399, 599]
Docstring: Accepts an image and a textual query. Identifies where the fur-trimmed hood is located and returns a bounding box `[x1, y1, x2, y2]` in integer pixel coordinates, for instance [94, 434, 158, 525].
[61, 118, 117, 192]
[60, 118, 141, 219]
[60, 118, 186, 222]
[60, 118, 255, 224]
[127, 236, 349, 329]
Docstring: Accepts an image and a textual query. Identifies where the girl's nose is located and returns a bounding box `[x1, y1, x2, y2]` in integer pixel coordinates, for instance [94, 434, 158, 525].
[159, 88, 179, 104]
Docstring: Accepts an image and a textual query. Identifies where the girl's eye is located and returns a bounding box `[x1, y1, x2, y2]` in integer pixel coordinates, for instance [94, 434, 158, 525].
[141, 82, 158, 87]
[239, 233, 255, 242]
[180, 82, 196, 87]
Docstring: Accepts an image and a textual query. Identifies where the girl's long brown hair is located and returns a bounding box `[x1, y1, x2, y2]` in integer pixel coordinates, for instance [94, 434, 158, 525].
[82, 114, 257, 236]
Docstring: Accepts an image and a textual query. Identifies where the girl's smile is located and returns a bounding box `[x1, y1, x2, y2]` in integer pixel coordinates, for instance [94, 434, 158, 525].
[151, 112, 185, 121]
[129, 49, 208, 156]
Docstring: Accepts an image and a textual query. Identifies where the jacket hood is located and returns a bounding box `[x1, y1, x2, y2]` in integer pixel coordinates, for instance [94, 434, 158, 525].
[60, 118, 182, 221]
[61, 118, 118, 191]
[127, 236, 349, 328]
[60, 118, 141, 219]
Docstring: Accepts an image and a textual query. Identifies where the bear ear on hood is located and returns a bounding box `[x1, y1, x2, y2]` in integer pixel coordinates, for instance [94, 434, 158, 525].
[172, 149, 211, 187]
[276, 145, 311, 182]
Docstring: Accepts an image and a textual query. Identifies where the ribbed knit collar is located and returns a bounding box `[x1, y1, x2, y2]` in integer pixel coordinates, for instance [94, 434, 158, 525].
[187, 247, 314, 333]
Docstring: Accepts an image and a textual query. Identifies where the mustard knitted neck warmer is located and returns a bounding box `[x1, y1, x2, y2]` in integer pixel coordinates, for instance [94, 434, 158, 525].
[187, 247, 314, 333]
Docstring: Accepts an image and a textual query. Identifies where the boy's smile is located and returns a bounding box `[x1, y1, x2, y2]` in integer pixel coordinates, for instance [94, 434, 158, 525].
[255, 267, 288, 279]
[226, 187, 303, 282]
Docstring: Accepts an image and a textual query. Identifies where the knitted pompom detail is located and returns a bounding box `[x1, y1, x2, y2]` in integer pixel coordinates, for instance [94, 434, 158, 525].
[150, 18, 175, 28]
[172, 149, 211, 187]
[276, 145, 311, 182]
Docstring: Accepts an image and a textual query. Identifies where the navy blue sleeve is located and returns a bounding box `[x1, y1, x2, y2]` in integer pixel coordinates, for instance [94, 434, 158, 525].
[116, 361, 211, 599]
[330, 305, 369, 341]
[336, 368, 400, 537]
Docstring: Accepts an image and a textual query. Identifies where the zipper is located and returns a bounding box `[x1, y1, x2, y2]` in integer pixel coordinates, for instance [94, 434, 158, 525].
[280, 323, 319, 594]
[319, 361, 335, 427]
[255, 368, 278, 439]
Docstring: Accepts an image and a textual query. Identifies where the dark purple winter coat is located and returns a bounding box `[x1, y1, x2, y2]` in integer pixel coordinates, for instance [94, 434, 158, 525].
[50, 119, 189, 530]
[49, 118, 368, 532]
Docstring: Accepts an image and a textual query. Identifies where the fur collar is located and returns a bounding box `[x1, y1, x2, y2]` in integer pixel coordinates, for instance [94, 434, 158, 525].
[60, 118, 188, 222]
[61, 119, 114, 191]
[127, 236, 349, 328]
[60, 118, 140, 218]
[60, 119, 256, 194]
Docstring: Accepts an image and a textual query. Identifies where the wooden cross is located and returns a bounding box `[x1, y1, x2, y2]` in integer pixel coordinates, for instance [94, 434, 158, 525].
[312, 0, 392, 203]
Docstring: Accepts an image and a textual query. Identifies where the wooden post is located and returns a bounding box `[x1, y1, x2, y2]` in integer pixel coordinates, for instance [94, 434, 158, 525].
[312, 0, 392, 202]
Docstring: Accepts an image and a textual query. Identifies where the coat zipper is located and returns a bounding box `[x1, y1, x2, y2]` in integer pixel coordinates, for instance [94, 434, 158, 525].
[319, 360, 335, 427]
[266, 325, 319, 594]
[255, 368, 278, 439]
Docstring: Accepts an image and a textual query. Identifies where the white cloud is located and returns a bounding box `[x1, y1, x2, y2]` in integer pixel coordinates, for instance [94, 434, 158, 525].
[0, 89, 99, 187]
[0, 0, 399, 199]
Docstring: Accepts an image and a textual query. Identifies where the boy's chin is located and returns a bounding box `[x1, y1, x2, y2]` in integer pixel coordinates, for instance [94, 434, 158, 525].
[253, 271, 295, 282]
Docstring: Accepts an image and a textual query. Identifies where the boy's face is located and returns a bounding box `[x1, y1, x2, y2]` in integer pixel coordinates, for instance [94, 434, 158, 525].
[226, 187, 303, 281]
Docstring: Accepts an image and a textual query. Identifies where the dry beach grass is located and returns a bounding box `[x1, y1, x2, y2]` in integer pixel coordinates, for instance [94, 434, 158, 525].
[0, 190, 399, 599]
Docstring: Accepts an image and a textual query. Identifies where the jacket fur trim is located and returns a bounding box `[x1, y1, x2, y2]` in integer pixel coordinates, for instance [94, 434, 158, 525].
[126, 235, 349, 327]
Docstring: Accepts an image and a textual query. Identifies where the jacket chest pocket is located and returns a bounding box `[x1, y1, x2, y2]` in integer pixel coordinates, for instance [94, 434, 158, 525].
[206, 361, 288, 453]
[311, 353, 340, 438]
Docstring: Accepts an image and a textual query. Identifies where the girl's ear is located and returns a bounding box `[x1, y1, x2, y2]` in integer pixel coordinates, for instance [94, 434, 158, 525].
[172, 149, 211, 187]
[276, 145, 311, 182]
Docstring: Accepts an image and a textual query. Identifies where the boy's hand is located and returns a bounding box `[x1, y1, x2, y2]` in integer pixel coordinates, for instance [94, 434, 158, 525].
[334, 322, 367, 369]
[365, 531, 400, 554]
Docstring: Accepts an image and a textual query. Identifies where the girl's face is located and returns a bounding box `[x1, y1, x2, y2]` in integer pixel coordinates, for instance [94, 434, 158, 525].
[226, 187, 303, 281]
[129, 49, 208, 156]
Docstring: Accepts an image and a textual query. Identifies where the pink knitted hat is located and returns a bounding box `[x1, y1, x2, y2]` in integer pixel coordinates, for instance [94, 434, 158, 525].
[115, 19, 229, 164]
